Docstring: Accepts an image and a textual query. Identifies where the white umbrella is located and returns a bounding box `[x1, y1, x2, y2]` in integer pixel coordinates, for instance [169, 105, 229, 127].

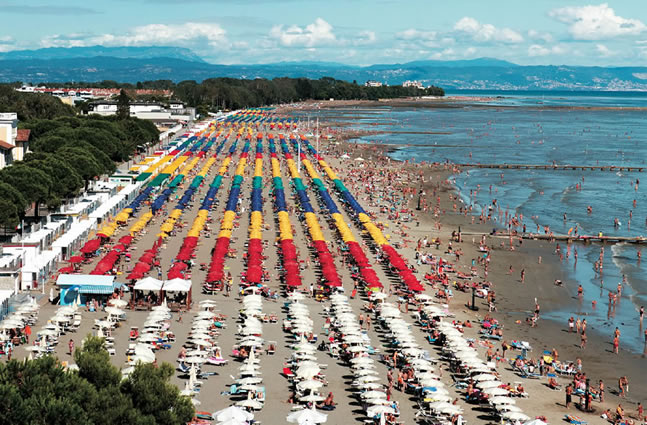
[286, 406, 328, 424]
[499, 405, 523, 412]
[484, 388, 510, 396]
[366, 405, 395, 417]
[298, 380, 325, 391]
[184, 356, 207, 364]
[428, 402, 454, 410]
[108, 299, 128, 308]
[472, 373, 497, 382]
[503, 412, 530, 422]
[437, 405, 462, 415]
[361, 391, 387, 399]
[299, 394, 325, 403]
[238, 377, 263, 385]
[38, 329, 58, 336]
[235, 399, 263, 409]
[490, 396, 515, 405]
[213, 406, 254, 422]
[296, 365, 320, 378]
[477, 380, 503, 389]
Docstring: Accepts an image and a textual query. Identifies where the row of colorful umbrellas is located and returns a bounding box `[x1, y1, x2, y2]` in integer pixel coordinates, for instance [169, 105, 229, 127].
[206, 137, 252, 283]
[245, 137, 265, 285]
[268, 137, 302, 288]
[278, 136, 341, 287]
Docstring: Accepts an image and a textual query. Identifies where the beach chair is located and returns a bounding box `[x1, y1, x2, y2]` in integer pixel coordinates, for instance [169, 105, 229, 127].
[564, 414, 587, 424]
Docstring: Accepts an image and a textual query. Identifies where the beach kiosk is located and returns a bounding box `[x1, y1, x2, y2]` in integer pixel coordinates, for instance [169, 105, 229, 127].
[161, 278, 192, 311]
[56, 274, 117, 306]
[131, 277, 164, 310]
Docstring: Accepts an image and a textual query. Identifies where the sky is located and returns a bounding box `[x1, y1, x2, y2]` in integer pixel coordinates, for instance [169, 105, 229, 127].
[1, 0, 646, 66]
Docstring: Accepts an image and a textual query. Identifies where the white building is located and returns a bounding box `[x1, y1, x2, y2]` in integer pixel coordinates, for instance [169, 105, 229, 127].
[364, 80, 383, 87]
[0, 113, 18, 168]
[403, 80, 424, 89]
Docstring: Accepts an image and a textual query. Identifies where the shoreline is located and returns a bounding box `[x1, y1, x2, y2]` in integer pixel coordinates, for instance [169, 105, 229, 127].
[285, 101, 647, 421]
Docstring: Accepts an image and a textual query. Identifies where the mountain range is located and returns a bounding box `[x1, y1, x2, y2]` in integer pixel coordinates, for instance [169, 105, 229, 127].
[2, 46, 647, 91]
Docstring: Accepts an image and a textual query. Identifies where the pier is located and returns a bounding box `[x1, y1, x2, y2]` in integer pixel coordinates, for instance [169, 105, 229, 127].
[455, 163, 645, 172]
[464, 231, 647, 244]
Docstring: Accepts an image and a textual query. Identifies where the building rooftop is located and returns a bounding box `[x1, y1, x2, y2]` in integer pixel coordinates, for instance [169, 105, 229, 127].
[0, 140, 15, 150]
[16, 129, 30, 142]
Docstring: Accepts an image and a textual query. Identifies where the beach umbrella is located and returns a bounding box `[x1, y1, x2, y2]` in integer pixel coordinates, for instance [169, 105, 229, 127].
[503, 412, 530, 422]
[366, 405, 395, 417]
[296, 364, 320, 378]
[499, 405, 523, 412]
[108, 299, 128, 308]
[437, 405, 462, 415]
[356, 375, 380, 383]
[235, 399, 263, 410]
[490, 396, 515, 405]
[361, 391, 387, 399]
[286, 406, 328, 424]
[213, 406, 254, 423]
[484, 387, 509, 396]
[299, 394, 325, 403]
[298, 380, 325, 391]
[477, 380, 503, 389]
[238, 377, 263, 385]
[184, 356, 206, 364]
[357, 382, 383, 390]
[427, 402, 454, 410]
[472, 373, 497, 382]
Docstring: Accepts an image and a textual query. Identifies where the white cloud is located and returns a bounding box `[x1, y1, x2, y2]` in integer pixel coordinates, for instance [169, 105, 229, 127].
[528, 44, 567, 57]
[269, 18, 336, 47]
[396, 29, 437, 41]
[41, 23, 227, 48]
[596, 44, 612, 57]
[528, 30, 553, 43]
[431, 48, 456, 60]
[354, 30, 376, 46]
[549, 3, 646, 40]
[454, 17, 523, 44]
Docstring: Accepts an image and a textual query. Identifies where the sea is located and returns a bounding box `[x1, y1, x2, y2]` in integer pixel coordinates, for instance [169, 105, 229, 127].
[296, 90, 647, 354]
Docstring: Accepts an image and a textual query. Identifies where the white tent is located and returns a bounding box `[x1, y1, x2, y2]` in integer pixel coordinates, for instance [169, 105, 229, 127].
[134, 277, 164, 291]
[163, 278, 191, 292]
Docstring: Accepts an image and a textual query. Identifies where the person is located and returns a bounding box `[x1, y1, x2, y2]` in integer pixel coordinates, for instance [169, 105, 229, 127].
[580, 332, 587, 349]
[599, 379, 604, 403]
[319, 392, 336, 410]
[616, 404, 625, 421]
[565, 384, 573, 408]
[68, 339, 75, 356]
[637, 402, 643, 421]
[613, 335, 619, 354]
[568, 316, 575, 332]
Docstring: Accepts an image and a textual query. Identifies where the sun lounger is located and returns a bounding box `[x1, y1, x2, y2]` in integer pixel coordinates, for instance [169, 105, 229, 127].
[565, 414, 587, 424]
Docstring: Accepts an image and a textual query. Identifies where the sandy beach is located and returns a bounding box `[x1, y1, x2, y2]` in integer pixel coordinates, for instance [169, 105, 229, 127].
[7, 107, 646, 425]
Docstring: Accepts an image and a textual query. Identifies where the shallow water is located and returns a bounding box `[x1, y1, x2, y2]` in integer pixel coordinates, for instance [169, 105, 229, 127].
[296, 93, 647, 353]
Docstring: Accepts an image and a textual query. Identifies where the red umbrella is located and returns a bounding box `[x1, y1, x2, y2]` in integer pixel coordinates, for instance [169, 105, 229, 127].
[113, 243, 126, 252]
[127, 271, 144, 280]
[80, 238, 101, 254]
[58, 266, 75, 274]
[167, 270, 184, 280]
[246, 266, 262, 283]
[68, 256, 84, 264]
[119, 235, 133, 246]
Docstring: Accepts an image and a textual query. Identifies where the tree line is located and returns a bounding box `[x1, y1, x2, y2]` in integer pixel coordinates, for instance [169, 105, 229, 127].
[0, 336, 194, 425]
[0, 86, 158, 228]
[14, 77, 445, 113]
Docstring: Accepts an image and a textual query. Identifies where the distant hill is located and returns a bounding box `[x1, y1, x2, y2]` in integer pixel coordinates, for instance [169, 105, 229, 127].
[1, 48, 646, 91]
[0, 46, 205, 63]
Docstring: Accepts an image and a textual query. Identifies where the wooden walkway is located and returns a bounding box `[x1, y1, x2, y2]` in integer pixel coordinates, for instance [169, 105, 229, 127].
[455, 163, 645, 172]
[464, 231, 647, 244]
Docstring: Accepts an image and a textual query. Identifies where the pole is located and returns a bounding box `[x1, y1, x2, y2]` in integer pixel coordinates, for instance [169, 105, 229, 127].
[585, 378, 590, 411]
[297, 139, 301, 173]
[316, 118, 319, 153]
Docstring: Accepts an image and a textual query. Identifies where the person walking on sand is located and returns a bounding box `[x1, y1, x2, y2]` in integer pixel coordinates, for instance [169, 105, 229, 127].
[568, 317, 575, 333]
[565, 384, 573, 408]
[599, 380, 605, 403]
[520, 269, 525, 283]
[68, 339, 75, 356]
[580, 332, 587, 349]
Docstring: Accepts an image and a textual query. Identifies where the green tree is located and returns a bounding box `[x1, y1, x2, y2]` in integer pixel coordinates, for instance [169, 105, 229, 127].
[116, 89, 131, 120]
[0, 164, 52, 217]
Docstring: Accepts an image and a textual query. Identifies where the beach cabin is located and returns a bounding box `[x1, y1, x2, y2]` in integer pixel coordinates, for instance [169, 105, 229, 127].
[56, 274, 118, 306]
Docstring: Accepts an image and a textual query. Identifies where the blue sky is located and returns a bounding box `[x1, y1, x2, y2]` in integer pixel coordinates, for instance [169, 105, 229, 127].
[1, 0, 646, 66]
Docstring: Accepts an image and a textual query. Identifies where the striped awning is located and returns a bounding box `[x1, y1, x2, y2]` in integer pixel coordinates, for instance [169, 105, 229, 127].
[77, 285, 115, 295]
